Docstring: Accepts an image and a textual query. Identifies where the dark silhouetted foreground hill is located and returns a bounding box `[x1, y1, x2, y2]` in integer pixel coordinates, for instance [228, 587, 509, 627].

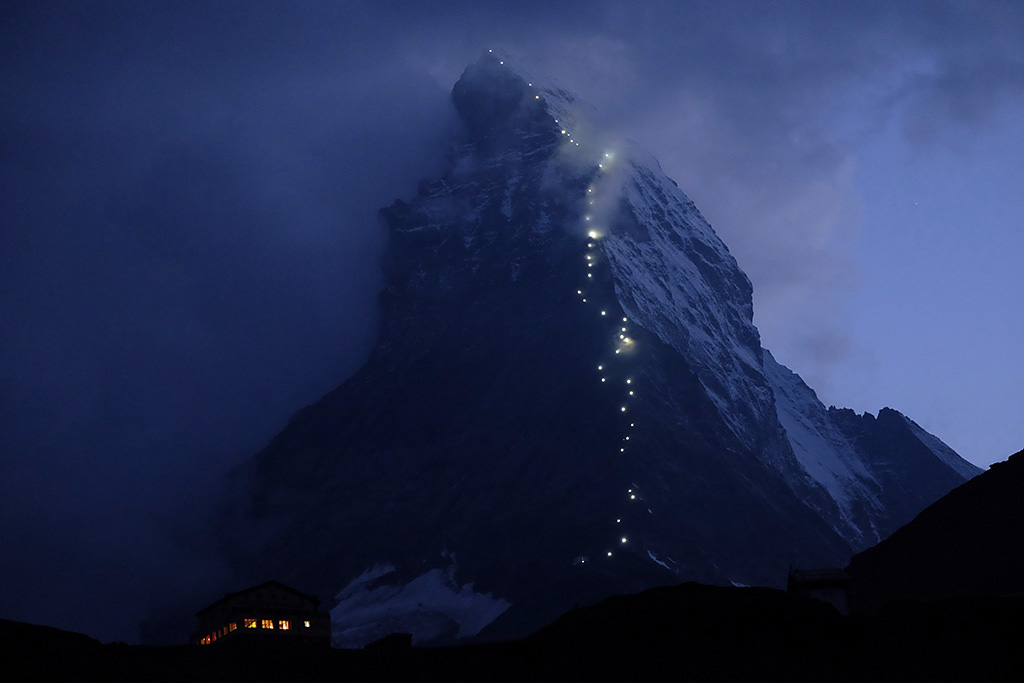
[848, 448, 1024, 614]
[6, 582, 1023, 682]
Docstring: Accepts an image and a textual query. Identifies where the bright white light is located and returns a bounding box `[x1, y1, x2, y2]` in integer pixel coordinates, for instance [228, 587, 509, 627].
[488, 49, 493, 52]
[588, 274, 592, 278]
[622, 328, 627, 332]
[585, 216, 591, 221]
[586, 255, 592, 260]
[629, 391, 634, 396]
[597, 365, 603, 370]
[625, 436, 629, 440]
[604, 153, 611, 158]
[587, 188, 593, 193]
[535, 95, 539, 99]
[601, 378, 606, 383]
[582, 298, 587, 302]
[630, 494, 636, 500]
[500, 61, 504, 64]
[614, 349, 620, 353]
[588, 231, 597, 238]
[561, 130, 566, 134]
[578, 290, 582, 294]
[616, 518, 621, 523]
[620, 334, 625, 339]
[601, 311, 606, 316]
[626, 379, 631, 383]
[588, 243, 594, 248]
[630, 423, 634, 427]
[620, 448, 624, 452]
[621, 537, 627, 543]
[629, 489, 632, 493]
[588, 263, 593, 268]
[607, 552, 612, 557]
[598, 164, 603, 168]
[621, 406, 626, 412]
[622, 317, 627, 322]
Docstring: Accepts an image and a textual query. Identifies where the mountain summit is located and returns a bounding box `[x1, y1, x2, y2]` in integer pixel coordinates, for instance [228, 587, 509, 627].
[221, 54, 979, 646]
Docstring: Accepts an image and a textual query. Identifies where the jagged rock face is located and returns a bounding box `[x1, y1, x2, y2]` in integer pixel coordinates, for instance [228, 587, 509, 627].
[223, 54, 979, 645]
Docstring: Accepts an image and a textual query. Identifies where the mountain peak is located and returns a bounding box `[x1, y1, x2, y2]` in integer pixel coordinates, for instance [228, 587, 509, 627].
[217, 57, 981, 648]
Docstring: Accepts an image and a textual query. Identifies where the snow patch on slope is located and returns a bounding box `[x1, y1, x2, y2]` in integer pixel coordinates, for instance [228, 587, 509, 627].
[330, 562, 510, 648]
[763, 350, 881, 541]
[601, 151, 773, 445]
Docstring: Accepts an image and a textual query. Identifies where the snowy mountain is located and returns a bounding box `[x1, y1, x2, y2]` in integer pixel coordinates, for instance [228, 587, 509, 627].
[219, 54, 980, 646]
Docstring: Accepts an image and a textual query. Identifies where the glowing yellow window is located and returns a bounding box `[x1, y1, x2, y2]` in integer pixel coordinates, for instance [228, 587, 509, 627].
[229, 622, 237, 632]
[303, 620, 310, 628]
[262, 619, 274, 629]
[279, 620, 290, 630]
[245, 618, 257, 629]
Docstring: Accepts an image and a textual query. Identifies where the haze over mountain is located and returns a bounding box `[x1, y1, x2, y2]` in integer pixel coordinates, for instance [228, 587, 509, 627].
[215, 55, 979, 647]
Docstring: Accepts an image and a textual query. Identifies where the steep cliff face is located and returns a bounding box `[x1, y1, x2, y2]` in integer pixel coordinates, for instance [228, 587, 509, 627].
[222, 54, 978, 646]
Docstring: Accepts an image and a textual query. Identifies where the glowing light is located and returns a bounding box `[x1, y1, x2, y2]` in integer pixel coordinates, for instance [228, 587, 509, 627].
[599, 164, 603, 168]
[621, 406, 626, 412]
[588, 263, 593, 268]
[616, 518, 621, 523]
[626, 379, 631, 383]
[588, 231, 598, 238]
[588, 274, 592, 278]
[622, 328, 627, 332]
[582, 298, 587, 302]
[597, 365, 603, 370]
[535, 95, 539, 99]
[607, 552, 613, 557]
[620, 334, 625, 339]
[601, 311, 607, 316]
[620, 448, 624, 452]
[615, 349, 620, 353]
[586, 255, 592, 260]
[561, 130, 566, 134]
[622, 317, 627, 322]
[630, 423, 634, 427]
[488, 49, 493, 52]
[578, 290, 582, 294]
[625, 436, 629, 440]
[604, 152, 611, 158]
[621, 537, 627, 543]
[601, 378, 606, 383]
[629, 391, 634, 396]
[587, 188, 593, 193]
[630, 494, 636, 500]
[588, 243, 594, 248]
[499, 61, 504, 64]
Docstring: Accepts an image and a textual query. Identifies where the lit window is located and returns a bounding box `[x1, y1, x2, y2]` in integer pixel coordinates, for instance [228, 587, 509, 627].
[245, 619, 257, 629]
[304, 621, 311, 628]
[262, 619, 274, 629]
[279, 620, 290, 630]
[229, 622, 237, 632]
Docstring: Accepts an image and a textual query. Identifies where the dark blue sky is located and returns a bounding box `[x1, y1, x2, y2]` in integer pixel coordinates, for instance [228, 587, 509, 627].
[2, 1, 1022, 643]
